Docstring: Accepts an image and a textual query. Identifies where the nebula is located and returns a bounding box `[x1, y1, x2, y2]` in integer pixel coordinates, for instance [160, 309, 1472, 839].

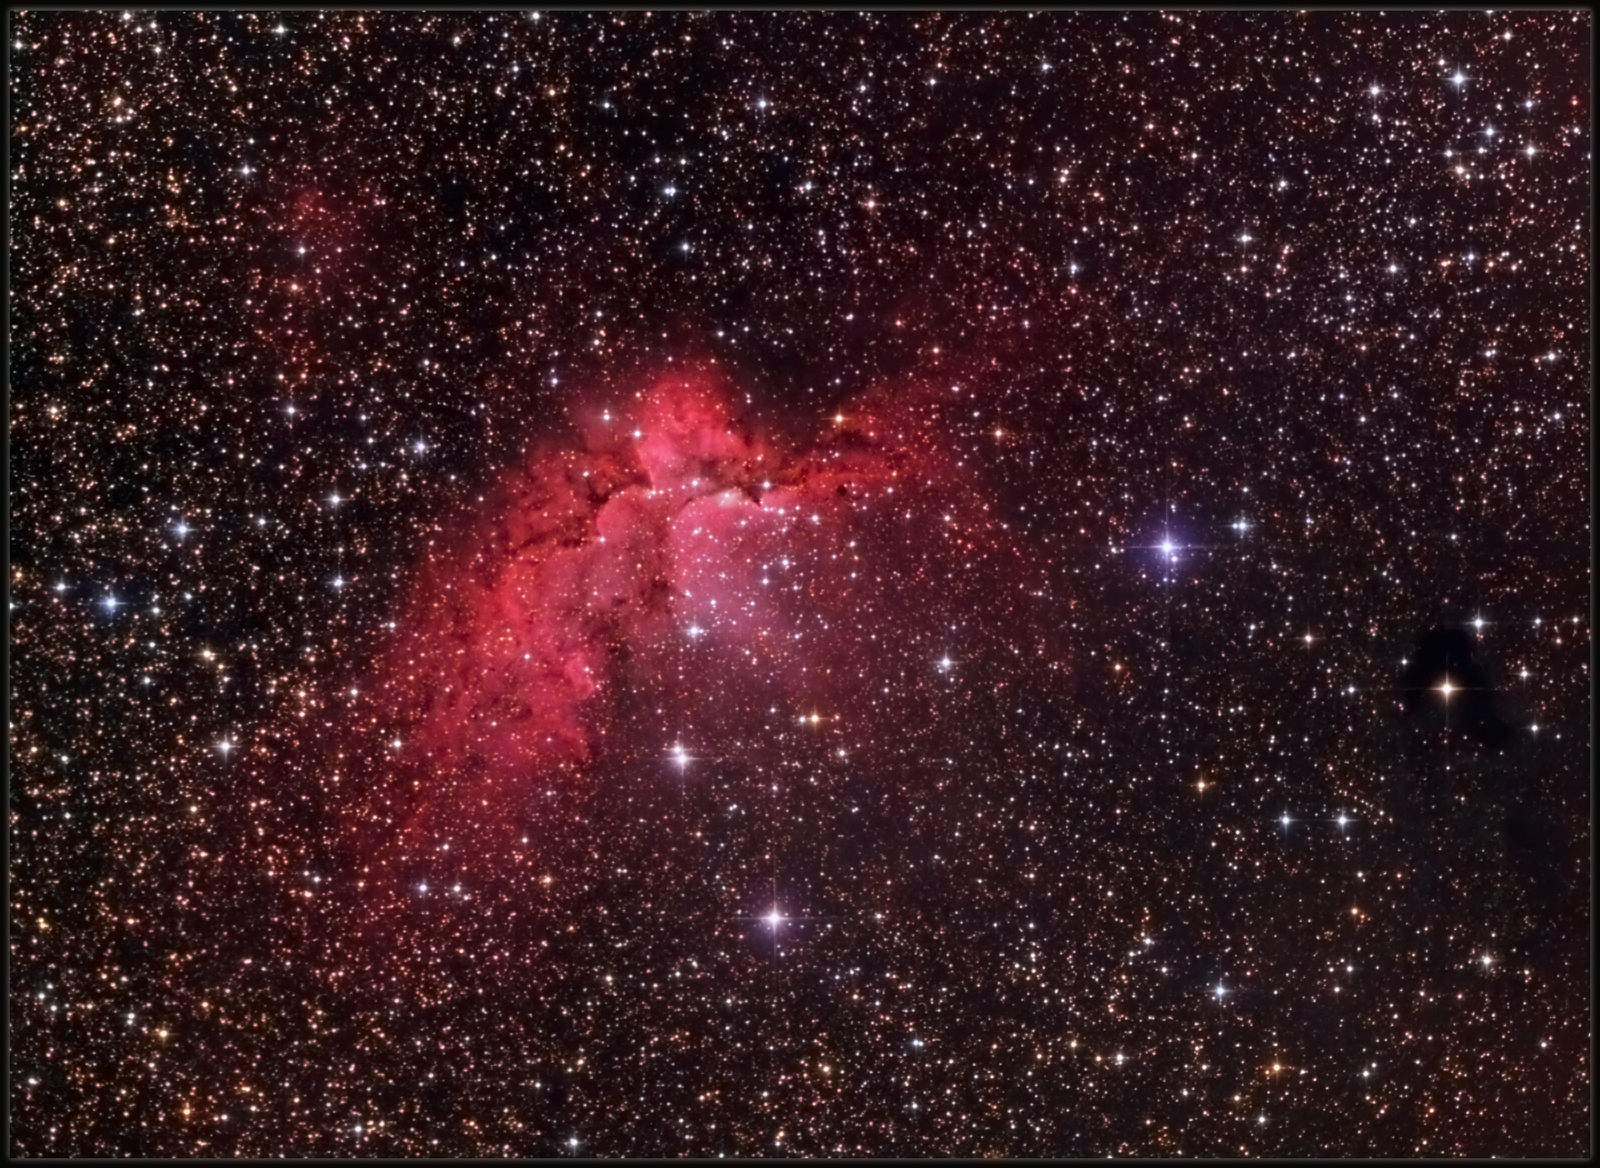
[347, 368, 1068, 892]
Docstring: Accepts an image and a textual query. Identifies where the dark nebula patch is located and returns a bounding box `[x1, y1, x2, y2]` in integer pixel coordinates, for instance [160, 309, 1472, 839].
[1400, 626, 1513, 752]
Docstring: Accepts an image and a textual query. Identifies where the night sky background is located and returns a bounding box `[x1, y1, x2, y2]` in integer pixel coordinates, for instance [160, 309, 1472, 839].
[9, 9, 1592, 1157]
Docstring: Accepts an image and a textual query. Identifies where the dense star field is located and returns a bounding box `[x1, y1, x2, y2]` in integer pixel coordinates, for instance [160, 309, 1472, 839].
[9, 9, 1592, 1157]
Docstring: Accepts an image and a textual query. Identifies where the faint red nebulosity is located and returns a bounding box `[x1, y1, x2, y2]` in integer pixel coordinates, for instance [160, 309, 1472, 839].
[249, 183, 378, 407]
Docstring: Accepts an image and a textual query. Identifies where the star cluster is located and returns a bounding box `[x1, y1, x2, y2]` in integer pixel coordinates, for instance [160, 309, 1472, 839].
[9, 10, 1590, 1157]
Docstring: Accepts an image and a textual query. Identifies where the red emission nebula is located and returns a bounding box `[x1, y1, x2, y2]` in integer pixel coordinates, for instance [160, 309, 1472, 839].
[345, 368, 1070, 900]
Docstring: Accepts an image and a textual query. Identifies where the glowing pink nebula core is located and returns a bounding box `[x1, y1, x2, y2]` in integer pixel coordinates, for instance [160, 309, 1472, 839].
[351, 368, 1067, 875]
